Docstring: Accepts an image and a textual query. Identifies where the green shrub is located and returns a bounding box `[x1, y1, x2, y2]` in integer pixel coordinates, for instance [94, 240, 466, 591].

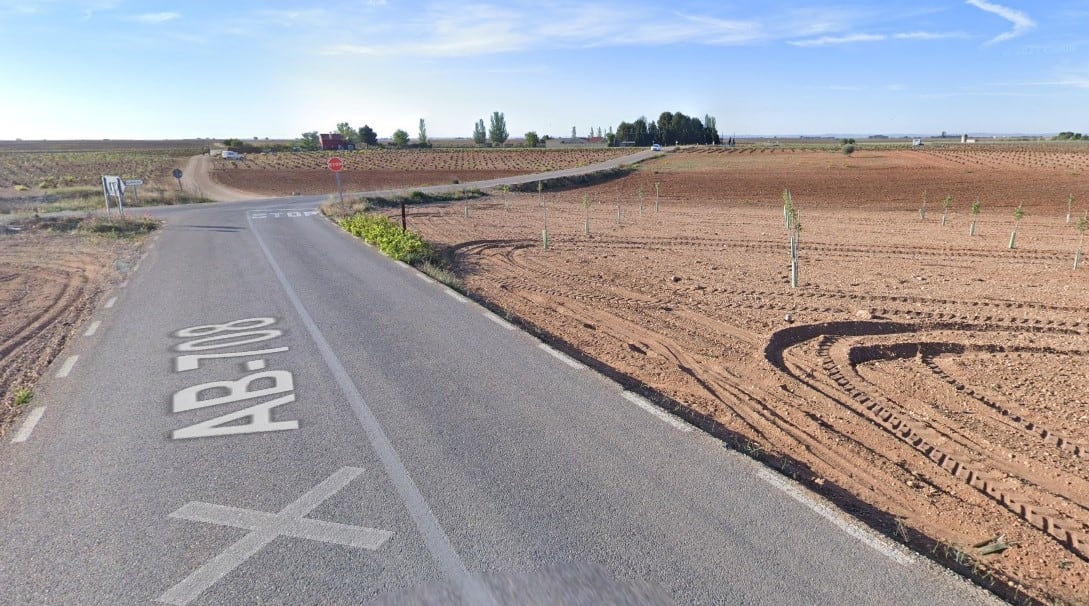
[338, 213, 430, 262]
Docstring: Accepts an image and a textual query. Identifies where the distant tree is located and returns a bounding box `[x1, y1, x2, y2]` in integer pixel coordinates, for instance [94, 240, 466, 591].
[223, 138, 244, 149]
[489, 111, 509, 145]
[472, 119, 487, 145]
[615, 121, 635, 145]
[418, 118, 429, 147]
[657, 112, 674, 145]
[299, 131, 319, 151]
[605, 132, 616, 146]
[704, 114, 720, 145]
[842, 143, 855, 155]
[336, 122, 358, 144]
[524, 131, 540, 148]
[358, 125, 377, 146]
[596, 127, 602, 138]
[541, 134, 552, 145]
[648, 122, 659, 144]
[392, 129, 409, 147]
[633, 116, 649, 146]
[572, 126, 577, 138]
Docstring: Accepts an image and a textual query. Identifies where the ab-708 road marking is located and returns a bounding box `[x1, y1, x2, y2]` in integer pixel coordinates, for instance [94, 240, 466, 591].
[159, 467, 391, 605]
[168, 317, 296, 440]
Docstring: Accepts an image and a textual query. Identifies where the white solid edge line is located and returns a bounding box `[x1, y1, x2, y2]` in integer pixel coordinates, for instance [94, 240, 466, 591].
[756, 468, 914, 566]
[621, 391, 693, 432]
[538, 343, 585, 370]
[11, 407, 46, 444]
[445, 289, 469, 303]
[55, 356, 78, 378]
[483, 312, 515, 330]
[244, 213, 497, 606]
[104, 297, 117, 309]
[84, 320, 102, 337]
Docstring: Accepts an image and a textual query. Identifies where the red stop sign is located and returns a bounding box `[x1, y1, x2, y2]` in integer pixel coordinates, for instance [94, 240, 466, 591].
[327, 157, 344, 172]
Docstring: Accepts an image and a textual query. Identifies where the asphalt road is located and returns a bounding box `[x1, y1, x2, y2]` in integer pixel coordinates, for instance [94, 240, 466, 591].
[0, 157, 1002, 605]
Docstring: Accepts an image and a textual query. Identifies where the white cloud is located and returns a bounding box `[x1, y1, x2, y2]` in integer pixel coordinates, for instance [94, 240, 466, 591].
[126, 11, 180, 24]
[965, 0, 1035, 44]
[790, 29, 965, 47]
[892, 31, 966, 41]
[789, 33, 885, 47]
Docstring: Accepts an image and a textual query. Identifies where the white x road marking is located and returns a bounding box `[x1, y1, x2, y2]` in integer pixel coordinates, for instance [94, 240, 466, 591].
[159, 467, 391, 605]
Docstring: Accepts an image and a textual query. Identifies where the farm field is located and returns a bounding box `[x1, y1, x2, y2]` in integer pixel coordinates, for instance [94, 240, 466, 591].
[0, 222, 145, 431]
[381, 147, 1089, 604]
[0, 141, 205, 192]
[3, 142, 1089, 602]
[211, 148, 636, 195]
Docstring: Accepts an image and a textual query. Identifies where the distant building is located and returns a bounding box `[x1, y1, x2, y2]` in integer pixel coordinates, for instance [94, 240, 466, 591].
[319, 133, 356, 151]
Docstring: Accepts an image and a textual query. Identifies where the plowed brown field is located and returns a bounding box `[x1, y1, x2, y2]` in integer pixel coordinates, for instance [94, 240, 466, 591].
[0, 225, 143, 432]
[391, 147, 1089, 604]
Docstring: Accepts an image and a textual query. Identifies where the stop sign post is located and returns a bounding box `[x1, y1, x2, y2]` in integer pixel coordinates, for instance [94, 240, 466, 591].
[328, 157, 344, 203]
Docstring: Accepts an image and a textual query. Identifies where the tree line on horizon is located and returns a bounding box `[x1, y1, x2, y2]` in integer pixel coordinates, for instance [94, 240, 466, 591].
[286, 109, 722, 150]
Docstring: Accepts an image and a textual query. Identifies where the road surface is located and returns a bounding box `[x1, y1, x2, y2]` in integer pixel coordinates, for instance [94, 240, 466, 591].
[0, 158, 1001, 604]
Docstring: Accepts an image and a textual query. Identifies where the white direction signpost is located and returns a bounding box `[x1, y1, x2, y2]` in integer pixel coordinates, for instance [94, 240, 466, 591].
[101, 175, 126, 217]
[124, 179, 143, 204]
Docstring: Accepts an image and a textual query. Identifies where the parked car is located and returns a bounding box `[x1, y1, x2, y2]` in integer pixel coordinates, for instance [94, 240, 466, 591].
[651, 144, 662, 151]
[221, 150, 244, 160]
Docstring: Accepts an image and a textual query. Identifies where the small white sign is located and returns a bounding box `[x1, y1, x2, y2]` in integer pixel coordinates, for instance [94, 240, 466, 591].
[102, 175, 125, 196]
[124, 179, 143, 186]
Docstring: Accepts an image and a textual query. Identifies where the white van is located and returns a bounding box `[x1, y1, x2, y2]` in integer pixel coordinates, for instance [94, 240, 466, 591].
[221, 150, 244, 160]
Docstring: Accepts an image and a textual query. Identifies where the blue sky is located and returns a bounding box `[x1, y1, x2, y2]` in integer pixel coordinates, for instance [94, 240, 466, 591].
[1, 1, 1087, 140]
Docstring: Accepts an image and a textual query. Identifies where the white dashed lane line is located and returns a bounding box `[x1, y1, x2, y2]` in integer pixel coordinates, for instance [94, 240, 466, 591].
[55, 356, 78, 379]
[483, 312, 515, 330]
[10, 407, 46, 444]
[84, 320, 101, 337]
[621, 391, 693, 432]
[104, 297, 117, 309]
[756, 468, 914, 566]
[444, 289, 469, 303]
[538, 343, 585, 370]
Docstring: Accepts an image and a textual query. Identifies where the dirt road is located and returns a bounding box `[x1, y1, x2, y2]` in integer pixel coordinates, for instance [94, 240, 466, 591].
[179, 154, 256, 202]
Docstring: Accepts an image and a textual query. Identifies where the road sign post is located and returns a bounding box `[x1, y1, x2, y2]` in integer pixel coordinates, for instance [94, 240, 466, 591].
[328, 157, 344, 204]
[125, 179, 143, 205]
[173, 168, 184, 192]
[101, 175, 126, 218]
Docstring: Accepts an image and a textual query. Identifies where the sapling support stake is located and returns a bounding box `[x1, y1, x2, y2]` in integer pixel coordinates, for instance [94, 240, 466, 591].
[941, 195, 951, 227]
[969, 199, 981, 237]
[616, 186, 621, 225]
[783, 190, 802, 288]
[638, 187, 644, 216]
[654, 182, 660, 212]
[542, 189, 549, 249]
[1067, 194, 1074, 225]
[1075, 213, 1088, 270]
[583, 194, 591, 236]
[1009, 203, 1024, 250]
[919, 190, 927, 221]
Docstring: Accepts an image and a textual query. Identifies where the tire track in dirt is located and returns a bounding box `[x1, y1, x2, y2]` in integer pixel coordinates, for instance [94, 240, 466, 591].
[763, 321, 1089, 562]
[0, 231, 139, 435]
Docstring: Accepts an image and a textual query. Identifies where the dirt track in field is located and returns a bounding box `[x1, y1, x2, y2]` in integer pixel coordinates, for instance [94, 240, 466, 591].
[392, 147, 1089, 604]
